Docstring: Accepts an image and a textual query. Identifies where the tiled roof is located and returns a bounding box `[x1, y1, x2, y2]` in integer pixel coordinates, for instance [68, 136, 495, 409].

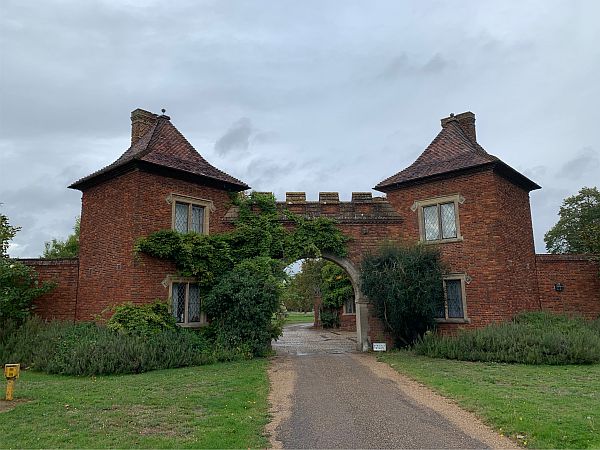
[374, 118, 540, 192]
[69, 114, 249, 191]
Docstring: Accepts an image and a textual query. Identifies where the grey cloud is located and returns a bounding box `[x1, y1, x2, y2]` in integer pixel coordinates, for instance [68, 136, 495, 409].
[560, 147, 600, 180]
[214, 118, 253, 155]
[378, 53, 449, 81]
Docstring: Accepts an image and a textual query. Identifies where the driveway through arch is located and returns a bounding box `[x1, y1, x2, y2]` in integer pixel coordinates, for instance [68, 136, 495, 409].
[320, 252, 370, 352]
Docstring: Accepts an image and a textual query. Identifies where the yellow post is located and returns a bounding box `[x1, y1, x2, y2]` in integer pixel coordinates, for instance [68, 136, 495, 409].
[6, 379, 14, 401]
[4, 364, 20, 401]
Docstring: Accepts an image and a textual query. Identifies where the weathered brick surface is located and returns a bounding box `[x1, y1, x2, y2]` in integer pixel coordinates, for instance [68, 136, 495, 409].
[20, 259, 79, 321]
[536, 254, 600, 319]
[385, 169, 539, 333]
[76, 169, 236, 320]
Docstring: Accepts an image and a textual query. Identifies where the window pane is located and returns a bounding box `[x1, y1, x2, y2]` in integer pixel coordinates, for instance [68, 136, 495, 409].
[446, 279, 464, 318]
[423, 205, 440, 241]
[440, 203, 457, 239]
[191, 205, 204, 234]
[175, 203, 189, 232]
[188, 283, 201, 323]
[172, 283, 185, 323]
[344, 297, 355, 314]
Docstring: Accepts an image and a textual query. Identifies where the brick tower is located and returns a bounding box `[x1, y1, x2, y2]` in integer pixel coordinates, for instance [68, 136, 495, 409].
[375, 112, 541, 331]
[69, 109, 249, 321]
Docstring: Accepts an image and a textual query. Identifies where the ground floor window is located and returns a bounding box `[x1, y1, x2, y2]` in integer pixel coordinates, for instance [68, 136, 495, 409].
[171, 281, 206, 326]
[343, 297, 356, 315]
[436, 275, 468, 321]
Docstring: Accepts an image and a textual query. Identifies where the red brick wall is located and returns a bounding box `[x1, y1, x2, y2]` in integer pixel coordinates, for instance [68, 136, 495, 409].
[20, 259, 79, 321]
[76, 169, 236, 320]
[385, 169, 539, 333]
[536, 254, 600, 319]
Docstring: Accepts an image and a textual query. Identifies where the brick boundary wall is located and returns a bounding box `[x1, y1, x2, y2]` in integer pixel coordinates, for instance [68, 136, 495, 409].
[536, 254, 600, 319]
[19, 258, 79, 321]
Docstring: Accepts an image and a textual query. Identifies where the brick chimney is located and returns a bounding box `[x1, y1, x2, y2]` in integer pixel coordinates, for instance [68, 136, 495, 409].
[441, 111, 476, 143]
[130, 109, 158, 145]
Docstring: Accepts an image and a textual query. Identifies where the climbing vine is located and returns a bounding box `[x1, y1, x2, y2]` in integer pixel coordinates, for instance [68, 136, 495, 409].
[135, 192, 349, 355]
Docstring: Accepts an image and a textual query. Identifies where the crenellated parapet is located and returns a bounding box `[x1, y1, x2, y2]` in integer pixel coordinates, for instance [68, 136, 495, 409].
[224, 192, 403, 224]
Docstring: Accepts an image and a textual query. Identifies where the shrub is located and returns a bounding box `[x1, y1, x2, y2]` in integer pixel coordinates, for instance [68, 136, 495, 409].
[106, 301, 177, 335]
[319, 309, 340, 328]
[204, 257, 283, 357]
[361, 243, 445, 347]
[414, 312, 600, 365]
[0, 317, 246, 376]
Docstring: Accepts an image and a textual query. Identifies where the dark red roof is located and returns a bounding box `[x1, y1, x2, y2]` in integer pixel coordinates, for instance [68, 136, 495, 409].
[374, 117, 540, 192]
[69, 113, 249, 191]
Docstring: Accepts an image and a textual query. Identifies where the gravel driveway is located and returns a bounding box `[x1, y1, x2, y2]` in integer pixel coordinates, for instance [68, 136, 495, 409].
[267, 323, 513, 449]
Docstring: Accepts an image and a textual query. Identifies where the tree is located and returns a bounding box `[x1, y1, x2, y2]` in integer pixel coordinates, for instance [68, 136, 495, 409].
[1, 208, 54, 322]
[43, 217, 80, 259]
[544, 187, 600, 255]
[282, 259, 323, 312]
[361, 243, 445, 347]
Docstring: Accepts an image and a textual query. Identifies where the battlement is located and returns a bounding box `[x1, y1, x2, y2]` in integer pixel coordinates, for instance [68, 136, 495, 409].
[224, 192, 402, 223]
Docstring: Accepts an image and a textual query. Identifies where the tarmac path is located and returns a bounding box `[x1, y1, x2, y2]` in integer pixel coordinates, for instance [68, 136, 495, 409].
[267, 323, 514, 449]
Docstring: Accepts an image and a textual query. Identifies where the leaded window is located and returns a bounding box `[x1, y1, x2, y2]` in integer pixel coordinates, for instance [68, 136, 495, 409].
[423, 202, 457, 241]
[435, 277, 467, 320]
[343, 297, 356, 315]
[171, 281, 205, 326]
[174, 202, 205, 234]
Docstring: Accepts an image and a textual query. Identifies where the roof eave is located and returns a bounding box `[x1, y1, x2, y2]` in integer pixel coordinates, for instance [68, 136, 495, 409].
[69, 160, 250, 192]
[373, 161, 541, 193]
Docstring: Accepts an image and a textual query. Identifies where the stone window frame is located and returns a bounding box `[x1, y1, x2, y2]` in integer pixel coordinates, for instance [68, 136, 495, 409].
[435, 273, 470, 324]
[167, 193, 215, 235]
[412, 194, 465, 244]
[167, 276, 207, 328]
[342, 297, 356, 315]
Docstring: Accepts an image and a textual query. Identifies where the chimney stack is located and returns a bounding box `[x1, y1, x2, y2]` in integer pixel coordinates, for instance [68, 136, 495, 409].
[130, 109, 158, 145]
[441, 111, 476, 143]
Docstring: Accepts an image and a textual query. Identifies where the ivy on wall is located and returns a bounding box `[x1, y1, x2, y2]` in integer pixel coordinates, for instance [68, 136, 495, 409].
[134, 192, 349, 355]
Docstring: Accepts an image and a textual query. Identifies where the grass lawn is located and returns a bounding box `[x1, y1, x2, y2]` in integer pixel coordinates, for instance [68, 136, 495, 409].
[0, 359, 270, 449]
[380, 351, 600, 449]
[285, 311, 314, 325]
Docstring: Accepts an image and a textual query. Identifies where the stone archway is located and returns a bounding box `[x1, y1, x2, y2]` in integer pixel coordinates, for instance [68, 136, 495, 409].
[321, 253, 370, 352]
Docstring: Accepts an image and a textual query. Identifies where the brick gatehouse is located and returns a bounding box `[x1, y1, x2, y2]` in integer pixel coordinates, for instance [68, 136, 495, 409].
[24, 109, 600, 351]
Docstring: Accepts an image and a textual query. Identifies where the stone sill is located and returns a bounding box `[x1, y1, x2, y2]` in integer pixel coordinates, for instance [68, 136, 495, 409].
[421, 236, 464, 245]
[435, 318, 471, 324]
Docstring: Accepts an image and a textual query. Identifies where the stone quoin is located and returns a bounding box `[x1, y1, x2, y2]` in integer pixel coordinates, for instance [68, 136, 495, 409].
[25, 109, 600, 351]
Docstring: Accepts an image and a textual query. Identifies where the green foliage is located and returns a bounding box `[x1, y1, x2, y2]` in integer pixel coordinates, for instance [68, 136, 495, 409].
[413, 311, 600, 364]
[0, 208, 18, 257]
[361, 243, 445, 347]
[282, 259, 353, 327]
[320, 262, 353, 309]
[544, 186, 600, 254]
[136, 192, 349, 351]
[0, 209, 54, 322]
[106, 301, 177, 335]
[204, 257, 283, 357]
[42, 217, 80, 259]
[319, 309, 340, 328]
[0, 317, 246, 375]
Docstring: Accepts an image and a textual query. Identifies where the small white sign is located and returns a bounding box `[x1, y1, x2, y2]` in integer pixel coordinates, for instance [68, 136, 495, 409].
[373, 342, 387, 352]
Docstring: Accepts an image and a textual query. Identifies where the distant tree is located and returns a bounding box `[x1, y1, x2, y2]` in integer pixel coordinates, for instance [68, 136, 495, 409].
[1, 208, 54, 322]
[544, 187, 600, 255]
[282, 259, 323, 312]
[43, 217, 80, 259]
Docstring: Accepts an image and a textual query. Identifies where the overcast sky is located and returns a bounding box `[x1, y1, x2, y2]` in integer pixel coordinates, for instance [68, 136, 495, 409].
[1, 0, 599, 257]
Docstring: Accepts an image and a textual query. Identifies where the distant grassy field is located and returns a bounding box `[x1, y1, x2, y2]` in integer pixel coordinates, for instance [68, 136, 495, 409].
[0, 359, 270, 448]
[285, 311, 314, 325]
[380, 351, 600, 449]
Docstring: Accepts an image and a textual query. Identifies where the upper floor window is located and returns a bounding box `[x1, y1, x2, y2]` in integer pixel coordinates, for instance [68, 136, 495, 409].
[169, 194, 213, 235]
[435, 275, 468, 322]
[413, 194, 464, 243]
